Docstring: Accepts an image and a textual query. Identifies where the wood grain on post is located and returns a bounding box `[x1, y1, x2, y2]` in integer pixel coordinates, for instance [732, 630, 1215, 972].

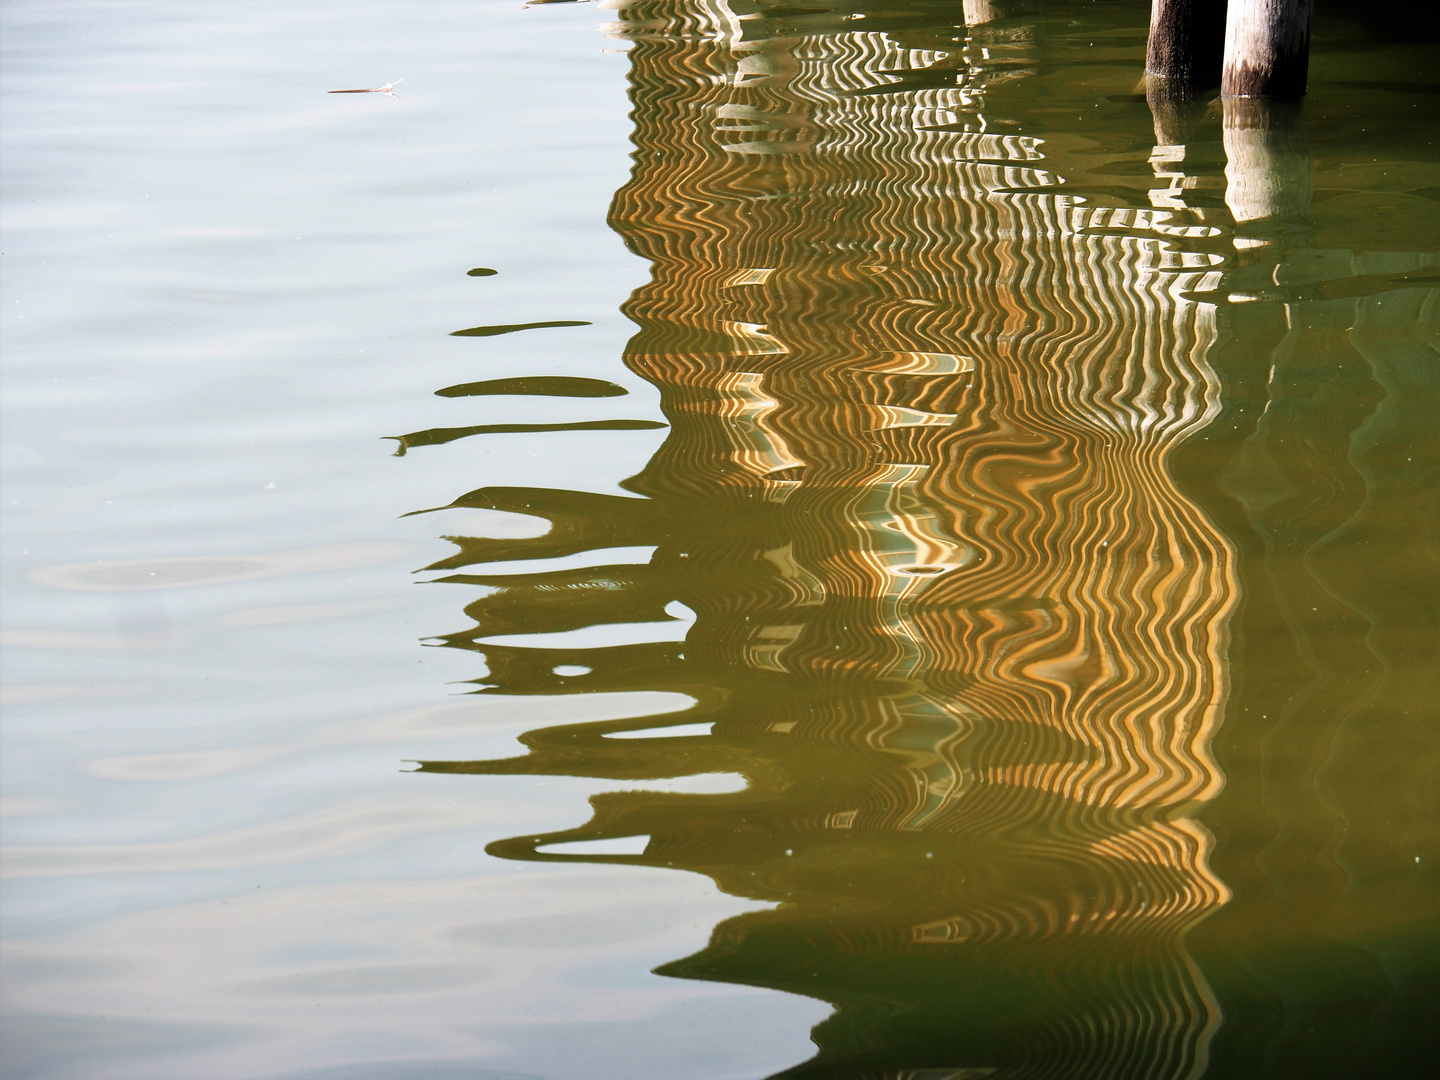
[1146, 0, 1226, 86]
[963, 1, 1042, 26]
[1222, 0, 1315, 98]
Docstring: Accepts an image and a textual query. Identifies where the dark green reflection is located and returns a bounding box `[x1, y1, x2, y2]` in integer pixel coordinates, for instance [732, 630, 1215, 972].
[449, 319, 590, 337]
[404, 2, 1439, 1076]
[1169, 94, 1440, 1080]
[435, 376, 627, 398]
[386, 418, 665, 456]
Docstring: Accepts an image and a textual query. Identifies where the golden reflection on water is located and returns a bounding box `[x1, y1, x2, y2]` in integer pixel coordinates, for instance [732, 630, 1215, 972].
[403, 2, 1438, 1076]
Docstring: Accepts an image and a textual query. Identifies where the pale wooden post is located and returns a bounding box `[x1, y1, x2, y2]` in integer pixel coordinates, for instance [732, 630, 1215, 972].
[963, 1, 1041, 25]
[1222, 0, 1315, 98]
[1146, 0, 1226, 86]
[963, 0, 1003, 25]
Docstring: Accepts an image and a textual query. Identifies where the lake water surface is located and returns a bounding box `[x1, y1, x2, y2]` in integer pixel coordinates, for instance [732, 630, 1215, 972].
[2, 2, 1437, 1078]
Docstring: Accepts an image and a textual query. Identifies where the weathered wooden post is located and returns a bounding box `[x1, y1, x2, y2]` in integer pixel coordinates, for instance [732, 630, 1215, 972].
[1146, 0, 1226, 86]
[963, 1, 1042, 26]
[963, 0, 1003, 25]
[1222, 0, 1315, 98]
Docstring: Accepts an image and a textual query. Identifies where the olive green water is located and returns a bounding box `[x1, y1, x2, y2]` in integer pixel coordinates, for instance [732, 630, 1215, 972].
[2, 1, 1437, 1078]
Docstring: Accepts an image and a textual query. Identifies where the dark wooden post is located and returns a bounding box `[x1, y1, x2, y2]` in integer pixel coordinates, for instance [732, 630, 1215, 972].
[1146, 0, 1226, 86]
[1222, 0, 1315, 98]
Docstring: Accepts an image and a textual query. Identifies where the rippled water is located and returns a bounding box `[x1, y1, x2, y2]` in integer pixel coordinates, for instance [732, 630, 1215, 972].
[3, 1, 1437, 1078]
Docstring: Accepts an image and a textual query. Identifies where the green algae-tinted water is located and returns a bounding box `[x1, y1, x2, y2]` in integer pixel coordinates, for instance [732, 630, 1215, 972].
[2, 2, 1436, 1077]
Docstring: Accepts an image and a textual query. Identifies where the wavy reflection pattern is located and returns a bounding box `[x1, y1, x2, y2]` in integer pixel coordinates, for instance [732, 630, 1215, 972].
[420, 3, 1238, 1076]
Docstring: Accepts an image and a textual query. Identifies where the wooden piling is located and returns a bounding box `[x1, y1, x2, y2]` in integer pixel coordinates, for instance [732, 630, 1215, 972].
[1222, 0, 1315, 98]
[1146, 0, 1226, 86]
[963, 1, 1004, 26]
[962, 1, 1042, 26]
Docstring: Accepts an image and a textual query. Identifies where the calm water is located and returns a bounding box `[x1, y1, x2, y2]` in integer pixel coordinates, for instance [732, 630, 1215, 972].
[2, 1, 1437, 1077]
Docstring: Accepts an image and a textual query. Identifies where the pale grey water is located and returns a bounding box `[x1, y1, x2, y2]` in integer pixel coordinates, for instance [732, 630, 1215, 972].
[7, 1, 1439, 1077]
[0, 2, 826, 1076]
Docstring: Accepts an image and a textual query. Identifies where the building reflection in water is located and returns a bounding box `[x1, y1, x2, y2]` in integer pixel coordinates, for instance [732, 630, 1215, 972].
[396, 2, 1437, 1076]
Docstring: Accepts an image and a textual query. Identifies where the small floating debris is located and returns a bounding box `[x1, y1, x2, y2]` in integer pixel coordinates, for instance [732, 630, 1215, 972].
[466, 267, 498, 277]
[328, 80, 402, 98]
[450, 320, 591, 337]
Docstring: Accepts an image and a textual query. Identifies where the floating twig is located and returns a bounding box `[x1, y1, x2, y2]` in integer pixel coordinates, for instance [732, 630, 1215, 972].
[328, 80, 402, 98]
